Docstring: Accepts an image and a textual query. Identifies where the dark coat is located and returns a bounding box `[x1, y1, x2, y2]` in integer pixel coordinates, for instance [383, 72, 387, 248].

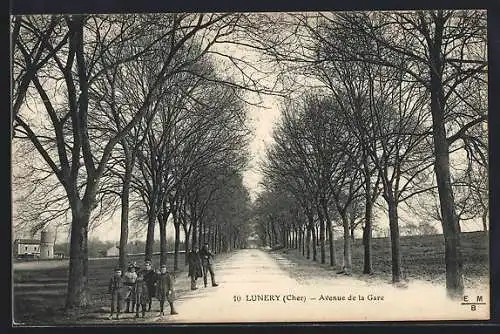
[134, 279, 150, 305]
[141, 269, 158, 297]
[156, 272, 175, 302]
[108, 275, 124, 297]
[200, 247, 214, 265]
[188, 251, 203, 278]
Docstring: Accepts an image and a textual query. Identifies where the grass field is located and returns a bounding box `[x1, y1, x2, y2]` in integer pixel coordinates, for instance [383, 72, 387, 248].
[12, 231, 489, 325]
[12, 254, 190, 325]
[280, 231, 489, 287]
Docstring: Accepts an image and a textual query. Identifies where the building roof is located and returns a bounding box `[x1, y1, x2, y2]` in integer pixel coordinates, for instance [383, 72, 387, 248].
[15, 239, 40, 245]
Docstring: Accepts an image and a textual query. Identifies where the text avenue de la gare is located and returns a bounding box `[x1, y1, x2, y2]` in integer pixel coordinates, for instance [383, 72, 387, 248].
[234, 294, 386, 303]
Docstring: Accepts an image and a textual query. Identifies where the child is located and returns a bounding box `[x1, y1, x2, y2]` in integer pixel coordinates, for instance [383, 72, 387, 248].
[155, 264, 178, 316]
[123, 262, 139, 313]
[141, 260, 158, 312]
[108, 267, 124, 320]
[134, 272, 149, 318]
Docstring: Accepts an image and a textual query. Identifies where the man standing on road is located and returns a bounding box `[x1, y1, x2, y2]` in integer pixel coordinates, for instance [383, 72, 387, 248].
[188, 246, 203, 290]
[200, 242, 218, 288]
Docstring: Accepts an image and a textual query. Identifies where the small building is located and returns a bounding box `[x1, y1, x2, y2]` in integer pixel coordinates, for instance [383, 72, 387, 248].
[39, 230, 54, 259]
[13, 229, 55, 260]
[106, 246, 120, 257]
[14, 239, 41, 258]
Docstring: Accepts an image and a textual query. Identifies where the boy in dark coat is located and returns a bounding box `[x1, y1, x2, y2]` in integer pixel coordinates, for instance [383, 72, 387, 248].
[188, 246, 203, 290]
[108, 267, 124, 320]
[141, 260, 158, 312]
[156, 264, 178, 316]
[134, 272, 149, 318]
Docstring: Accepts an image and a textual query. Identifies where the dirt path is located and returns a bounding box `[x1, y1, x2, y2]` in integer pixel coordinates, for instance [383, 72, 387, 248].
[13, 249, 490, 324]
[142, 248, 489, 323]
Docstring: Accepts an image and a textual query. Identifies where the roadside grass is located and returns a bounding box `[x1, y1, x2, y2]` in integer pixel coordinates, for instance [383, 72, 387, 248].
[274, 231, 489, 287]
[12, 254, 189, 325]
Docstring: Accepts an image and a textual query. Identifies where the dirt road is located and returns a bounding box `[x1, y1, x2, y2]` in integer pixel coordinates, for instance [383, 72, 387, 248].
[146, 248, 489, 323]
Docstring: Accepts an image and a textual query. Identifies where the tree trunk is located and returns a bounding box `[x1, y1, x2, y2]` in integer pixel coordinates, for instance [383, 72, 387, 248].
[282, 225, 286, 247]
[327, 221, 335, 267]
[159, 220, 167, 266]
[215, 225, 219, 252]
[145, 212, 156, 261]
[387, 198, 401, 283]
[183, 223, 189, 265]
[363, 193, 374, 274]
[310, 220, 317, 261]
[270, 218, 278, 245]
[297, 227, 304, 256]
[213, 226, 217, 250]
[293, 228, 299, 249]
[173, 222, 180, 271]
[65, 208, 90, 309]
[289, 228, 293, 248]
[318, 208, 326, 264]
[192, 215, 198, 249]
[158, 210, 168, 266]
[481, 211, 487, 232]
[301, 229, 305, 256]
[321, 200, 336, 267]
[267, 222, 273, 247]
[306, 226, 311, 259]
[341, 214, 352, 274]
[315, 225, 320, 246]
[219, 229, 223, 253]
[198, 220, 203, 248]
[281, 226, 286, 247]
[118, 162, 132, 272]
[428, 12, 464, 299]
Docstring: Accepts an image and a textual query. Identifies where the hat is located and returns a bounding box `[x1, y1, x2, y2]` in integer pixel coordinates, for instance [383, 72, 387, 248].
[114, 267, 122, 272]
[128, 261, 140, 269]
[160, 264, 167, 269]
[145, 260, 152, 265]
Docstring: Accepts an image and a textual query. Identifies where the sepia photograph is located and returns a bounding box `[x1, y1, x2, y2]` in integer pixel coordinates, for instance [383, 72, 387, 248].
[10, 10, 489, 325]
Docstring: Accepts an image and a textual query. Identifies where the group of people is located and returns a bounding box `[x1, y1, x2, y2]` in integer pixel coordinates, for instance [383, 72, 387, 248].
[107, 242, 218, 320]
[187, 242, 218, 290]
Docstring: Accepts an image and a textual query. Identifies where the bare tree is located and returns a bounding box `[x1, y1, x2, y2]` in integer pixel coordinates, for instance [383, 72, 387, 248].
[12, 13, 240, 310]
[316, 10, 487, 297]
[244, 10, 486, 298]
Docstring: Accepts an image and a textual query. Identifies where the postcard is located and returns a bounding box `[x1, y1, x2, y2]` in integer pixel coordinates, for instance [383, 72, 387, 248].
[11, 10, 489, 325]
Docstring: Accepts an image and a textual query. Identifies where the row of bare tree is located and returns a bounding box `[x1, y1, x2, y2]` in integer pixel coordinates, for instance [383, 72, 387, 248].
[252, 10, 487, 299]
[11, 14, 255, 310]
